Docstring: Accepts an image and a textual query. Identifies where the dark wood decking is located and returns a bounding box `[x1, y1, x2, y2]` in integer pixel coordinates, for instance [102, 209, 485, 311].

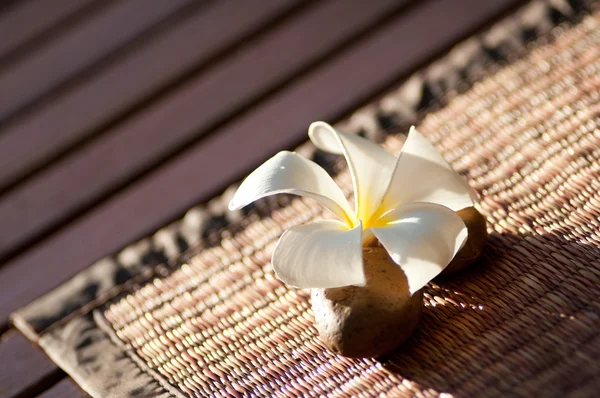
[0, 0, 524, 396]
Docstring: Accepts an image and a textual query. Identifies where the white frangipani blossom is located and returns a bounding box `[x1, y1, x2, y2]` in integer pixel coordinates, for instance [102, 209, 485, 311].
[229, 122, 478, 294]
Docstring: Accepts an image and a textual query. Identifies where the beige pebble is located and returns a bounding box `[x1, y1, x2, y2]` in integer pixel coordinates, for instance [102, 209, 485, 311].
[311, 247, 423, 358]
[443, 206, 488, 274]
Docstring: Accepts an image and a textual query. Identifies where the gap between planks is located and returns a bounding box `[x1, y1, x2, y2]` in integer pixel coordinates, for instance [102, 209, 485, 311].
[0, 330, 64, 398]
[0, 0, 305, 193]
[0, 0, 196, 123]
[0, 0, 101, 66]
[37, 377, 90, 398]
[1, 0, 525, 330]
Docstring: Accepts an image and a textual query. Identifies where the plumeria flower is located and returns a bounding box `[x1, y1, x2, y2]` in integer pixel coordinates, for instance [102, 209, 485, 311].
[229, 122, 478, 294]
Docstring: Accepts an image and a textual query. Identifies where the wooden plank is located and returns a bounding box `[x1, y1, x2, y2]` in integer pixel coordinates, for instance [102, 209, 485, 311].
[0, 0, 302, 193]
[0, 330, 60, 398]
[0, 0, 522, 325]
[37, 378, 89, 398]
[0, 0, 99, 63]
[0, 0, 193, 123]
[0, 0, 408, 263]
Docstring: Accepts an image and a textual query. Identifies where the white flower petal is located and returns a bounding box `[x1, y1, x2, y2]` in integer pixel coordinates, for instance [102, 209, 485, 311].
[272, 220, 364, 288]
[308, 121, 396, 223]
[229, 151, 355, 225]
[380, 127, 477, 212]
[370, 202, 468, 294]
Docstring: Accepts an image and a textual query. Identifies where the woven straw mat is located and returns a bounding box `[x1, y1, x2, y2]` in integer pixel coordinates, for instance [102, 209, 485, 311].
[99, 12, 600, 398]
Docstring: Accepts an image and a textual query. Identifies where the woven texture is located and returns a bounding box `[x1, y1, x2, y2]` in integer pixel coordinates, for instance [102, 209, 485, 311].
[101, 12, 600, 398]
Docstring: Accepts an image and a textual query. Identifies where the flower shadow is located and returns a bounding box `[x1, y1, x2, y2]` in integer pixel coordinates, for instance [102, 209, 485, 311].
[376, 230, 600, 396]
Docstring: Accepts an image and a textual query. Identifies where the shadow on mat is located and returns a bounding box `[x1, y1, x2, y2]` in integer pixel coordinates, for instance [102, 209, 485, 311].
[378, 230, 600, 396]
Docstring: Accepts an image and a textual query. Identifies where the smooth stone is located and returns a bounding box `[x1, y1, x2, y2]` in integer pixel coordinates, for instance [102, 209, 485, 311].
[442, 206, 488, 274]
[311, 247, 423, 358]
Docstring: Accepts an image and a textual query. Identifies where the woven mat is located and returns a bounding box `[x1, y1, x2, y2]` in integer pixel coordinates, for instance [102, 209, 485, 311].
[100, 10, 600, 398]
[13, 1, 600, 397]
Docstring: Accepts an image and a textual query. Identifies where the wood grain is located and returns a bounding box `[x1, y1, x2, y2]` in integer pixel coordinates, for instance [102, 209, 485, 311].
[0, 0, 193, 122]
[0, 0, 406, 265]
[0, 331, 60, 398]
[0, 0, 521, 325]
[0, 0, 302, 193]
[0, 0, 98, 63]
